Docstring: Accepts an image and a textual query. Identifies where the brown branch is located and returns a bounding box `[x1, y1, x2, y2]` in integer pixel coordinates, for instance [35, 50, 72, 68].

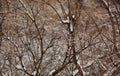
[42, 0, 64, 24]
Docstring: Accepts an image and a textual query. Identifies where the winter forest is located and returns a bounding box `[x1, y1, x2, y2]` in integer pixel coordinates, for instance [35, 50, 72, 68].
[0, 0, 120, 76]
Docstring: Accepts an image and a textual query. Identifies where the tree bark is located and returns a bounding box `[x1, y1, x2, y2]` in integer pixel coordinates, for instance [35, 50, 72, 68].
[0, 0, 3, 49]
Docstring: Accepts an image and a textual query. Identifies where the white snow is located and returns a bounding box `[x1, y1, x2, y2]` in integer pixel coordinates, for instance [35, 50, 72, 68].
[101, 0, 108, 7]
[73, 66, 85, 76]
[16, 65, 22, 69]
[7, 37, 10, 40]
[77, 60, 81, 65]
[73, 69, 79, 76]
[61, 16, 74, 32]
[16, 64, 26, 70]
[62, 16, 70, 24]
[49, 69, 55, 76]
[72, 15, 75, 18]
[70, 24, 73, 32]
[104, 73, 108, 76]
[84, 60, 94, 68]
[32, 71, 37, 76]
[56, 55, 61, 60]
[62, 19, 70, 23]
[44, 57, 51, 61]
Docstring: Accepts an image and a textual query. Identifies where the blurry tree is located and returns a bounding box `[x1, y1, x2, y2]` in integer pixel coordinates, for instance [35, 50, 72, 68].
[0, 0, 120, 76]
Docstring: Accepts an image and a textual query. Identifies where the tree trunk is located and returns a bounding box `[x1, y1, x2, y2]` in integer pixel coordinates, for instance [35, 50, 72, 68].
[0, 0, 3, 49]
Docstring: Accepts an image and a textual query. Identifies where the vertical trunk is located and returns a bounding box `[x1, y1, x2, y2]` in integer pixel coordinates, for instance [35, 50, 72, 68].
[68, 14, 84, 76]
[0, 0, 3, 49]
[0, 0, 7, 49]
[70, 27, 84, 76]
